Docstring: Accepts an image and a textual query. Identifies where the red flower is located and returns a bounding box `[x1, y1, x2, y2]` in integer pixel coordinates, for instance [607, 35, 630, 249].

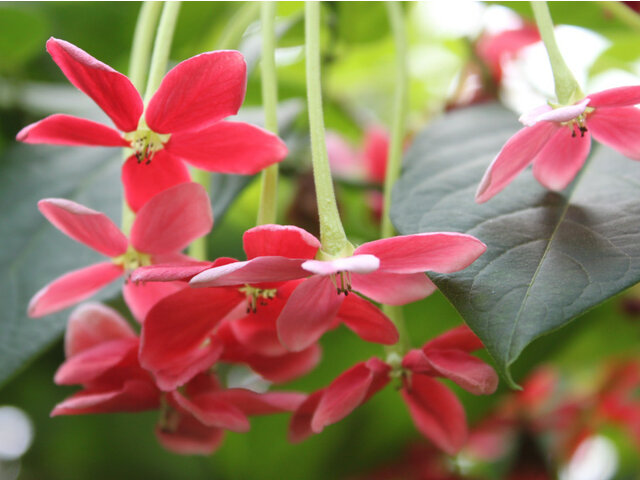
[476, 85, 640, 203]
[17, 38, 288, 211]
[475, 25, 540, 83]
[288, 325, 498, 455]
[29, 182, 212, 318]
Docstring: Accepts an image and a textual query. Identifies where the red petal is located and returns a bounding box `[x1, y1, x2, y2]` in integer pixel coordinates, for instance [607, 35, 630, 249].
[16, 114, 128, 146]
[130, 182, 213, 255]
[231, 303, 287, 356]
[121, 152, 191, 212]
[54, 338, 138, 385]
[171, 392, 250, 432]
[351, 271, 437, 305]
[28, 262, 123, 318]
[277, 276, 345, 351]
[145, 51, 246, 134]
[243, 224, 320, 260]
[213, 389, 306, 415]
[311, 358, 390, 433]
[589, 106, 640, 160]
[401, 375, 467, 455]
[475, 122, 558, 203]
[51, 379, 160, 415]
[288, 390, 325, 443]
[532, 127, 591, 191]
[337, 294, 399, 345]
[587, 86, 640, 108]
[166, 121, 287, 174]
[65, 302, 135, 357]
[122, 280, 186, 323]
[46, 38, 142, 132]
[354, 232, 486, 274]
[140, 288, 242, 390]
[155, 416, 224, 455]
[190, 257, 310, 287]
[38, 199, 127, 257]
[422, 325, 484, 353]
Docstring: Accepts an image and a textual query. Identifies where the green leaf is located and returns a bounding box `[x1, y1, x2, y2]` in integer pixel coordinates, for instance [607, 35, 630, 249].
[0, 145, 122, 388]
[391, 103, 640, 387]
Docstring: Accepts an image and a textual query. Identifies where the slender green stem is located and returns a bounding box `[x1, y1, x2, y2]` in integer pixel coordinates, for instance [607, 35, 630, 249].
[257, 2, 280, 226]
[305, 1, 348, 256]
[382, 2, 411, 360]
[122, 1, 163, 236]
[143, 1, 181, 105]
[129, 2, 163, 92]
[217, 2, 261, 50]
[599, 1, 640, 31]
[531, 1, 583, 104]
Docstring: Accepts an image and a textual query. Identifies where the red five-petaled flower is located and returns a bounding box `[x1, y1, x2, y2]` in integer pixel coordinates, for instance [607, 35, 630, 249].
[17, 38, 288, 211]
[29, 182, 212, 318]
[289, 325, 498, 456]
[476, 85, 640, 203]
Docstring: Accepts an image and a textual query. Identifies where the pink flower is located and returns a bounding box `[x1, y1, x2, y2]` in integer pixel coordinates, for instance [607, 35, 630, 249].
[17, 38, 288, 211]
[29, 182, 212, 318]
[192, 229, 485, 351]
[288, 325, 498, 455]
[475, 25, 540, 83]
[476, 85, 640, 203]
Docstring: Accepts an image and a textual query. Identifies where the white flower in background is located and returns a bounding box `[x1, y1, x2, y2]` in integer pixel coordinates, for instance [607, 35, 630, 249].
[559, 435, 618, 480]
[0, 406, 32, 461]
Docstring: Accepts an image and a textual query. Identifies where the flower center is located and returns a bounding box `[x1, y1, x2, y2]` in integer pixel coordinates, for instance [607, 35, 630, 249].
[238, 285, 277, 313]
[113, 245, 152, 278]
[330, 271, 352, 296]
[562, 106, 594, 139]
[123, 120, 170, 165]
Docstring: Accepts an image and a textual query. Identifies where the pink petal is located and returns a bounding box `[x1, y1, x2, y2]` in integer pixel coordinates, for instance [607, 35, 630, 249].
[38, 199, 127, 257]
[289, 390, 325, 443]
[51, 379, 160, 416]
[140, 288, 242, 390]
[587, 85, 640, 108]
[171, 392, 250, 432]
[54, 338, 138, 385]
[131, 182, 213, 255]
[28, 262, 123, 318]
[244, 345, 322, 384]
[145, 51, 246, 134]
[155, 416, 225, 455]
[363, 126, 389, 184]
[243, 225, 320, 260]
[532, 126, 591, 190]
[65, 302, 135, 357]
[401, 375, 467, 455]
[588, 106, 640, 160]
[311, 358, 390, 433]
[130, 260, 216, 283]
[301, 255, 380, 276]
[337, 294, 399, 345]
[351, 271, 437, 305]
[520, 99, 590, 126]
[190, 257, 310, 287]
[213, 389, 306, 415]
[422, 325, 484, 353]
[518, 104, 553, 126]
[354, 233, 486, 274]
[277, 276, 345, 351]
[16, 114, 128, 146]
[121, 152, 192, 212]
[475, 122, 558, 203]
[326, 132, 362, 179]
[122, 280, 186, 323]
[46, 38, 142, 132]
[166, 121, 287, 174]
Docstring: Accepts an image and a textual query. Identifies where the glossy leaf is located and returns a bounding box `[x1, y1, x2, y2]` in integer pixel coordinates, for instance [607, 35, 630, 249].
[391, 103, 640, 387]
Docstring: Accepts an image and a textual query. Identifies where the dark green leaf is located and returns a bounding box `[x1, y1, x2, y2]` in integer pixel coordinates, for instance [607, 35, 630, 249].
[391, 103, 640, 387]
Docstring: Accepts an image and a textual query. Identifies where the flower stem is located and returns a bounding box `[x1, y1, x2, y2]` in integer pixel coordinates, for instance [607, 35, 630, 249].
[531, 1, 584, 105]
[121, 1, 163, 236]
[382, 2, 411, 360]
[143, 1, 181, 105]
[598, 1, 640, 32]
[305, 1, 348, 256]
[257, 1, 280, 226]
[217, 2, 261, 50]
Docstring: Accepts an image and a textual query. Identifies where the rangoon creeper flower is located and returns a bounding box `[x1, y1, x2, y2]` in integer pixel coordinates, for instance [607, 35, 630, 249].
[288, 325, 498, 455]
[191, 229, 486, 351]
[17, 38, 288, 211]
[54, 303, 305, 456]
[476, 85, 640, 203]
[29, 182, 212, 318]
